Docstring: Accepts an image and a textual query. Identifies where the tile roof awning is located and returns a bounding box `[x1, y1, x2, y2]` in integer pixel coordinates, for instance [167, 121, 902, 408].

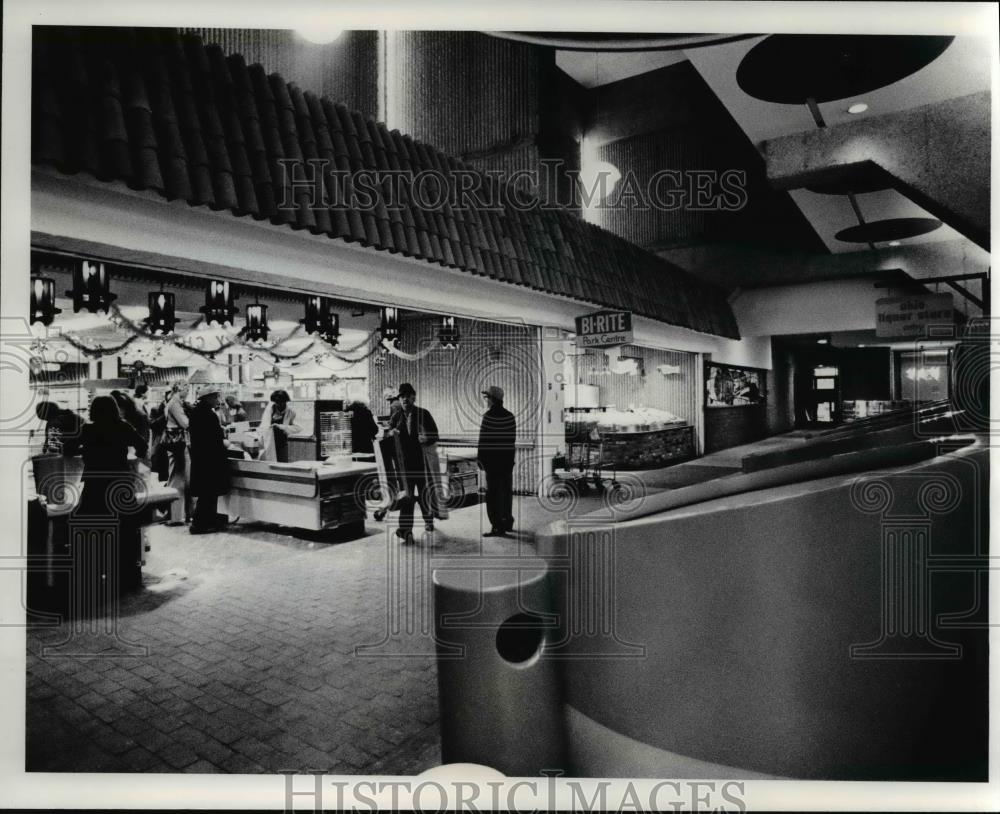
[31, 26, 740, 339]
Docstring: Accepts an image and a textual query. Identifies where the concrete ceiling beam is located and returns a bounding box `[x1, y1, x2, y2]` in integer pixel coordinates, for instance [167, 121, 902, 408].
[761, 92, 990, 250]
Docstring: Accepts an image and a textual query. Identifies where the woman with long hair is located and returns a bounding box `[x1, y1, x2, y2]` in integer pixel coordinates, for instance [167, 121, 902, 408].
[163, 380, 192, 524]
[258, 389, 301, 462]
[110, 390, 148, 443]
[63, 395, 150, 600]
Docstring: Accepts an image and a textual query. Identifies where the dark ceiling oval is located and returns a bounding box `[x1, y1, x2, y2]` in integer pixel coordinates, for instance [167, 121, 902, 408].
[736, 35, 954, 104]
[488, 32, 758, 51]
[835, 217, 943, 243]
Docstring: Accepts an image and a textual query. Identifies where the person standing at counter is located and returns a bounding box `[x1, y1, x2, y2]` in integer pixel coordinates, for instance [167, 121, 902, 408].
[62, 395, 149, 596]
[111, 390, 149, 446]
[387, 383, 440, 540]
[187, 386, 232, 535]
[34, 401, 83, 454]
[258, 390, 302, 462]
[477, 385, 517, 537]
[217, 395, 247, 426]
[346, 399, 379, 455]
[164, 380, 191, 525]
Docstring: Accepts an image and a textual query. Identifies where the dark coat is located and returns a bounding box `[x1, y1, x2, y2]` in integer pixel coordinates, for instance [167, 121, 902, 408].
[63, 420, 148, 517]
[478, 404, 517, 470]
[188, 403, 231, 497]
[349, 404, 379, 454]
[389, 405, 439, 473]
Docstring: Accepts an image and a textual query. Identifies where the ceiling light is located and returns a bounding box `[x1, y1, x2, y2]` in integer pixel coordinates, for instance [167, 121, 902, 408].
[888, 240, 901, 247]
[817, 338, 829, 344]
[145, 290, 177, 335]
[243, 302, 270, 344]
[296, 26, 343, 45]
[200, 280, 238, 327]
[858, 344, 867, 348]
[30, 276, 60, 326]
[68, 259, 116, 314]
[847, 102, 869, 114]
[438, 316, 460, 350]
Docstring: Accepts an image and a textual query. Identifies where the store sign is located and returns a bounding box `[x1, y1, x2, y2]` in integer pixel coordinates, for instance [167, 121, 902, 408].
[876, 294, 953, 338]
[117, 359, 147, 379]
[575, 310, 633, 348]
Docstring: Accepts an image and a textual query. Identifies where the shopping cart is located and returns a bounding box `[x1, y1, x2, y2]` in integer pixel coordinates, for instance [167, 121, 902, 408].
[371, 435, 407, 521]
[553, 436, 619, 494]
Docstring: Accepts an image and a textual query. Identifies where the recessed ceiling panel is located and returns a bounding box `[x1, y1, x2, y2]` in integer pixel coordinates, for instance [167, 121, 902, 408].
[735, 35, 954, 104]
[835, 217, 943, 243]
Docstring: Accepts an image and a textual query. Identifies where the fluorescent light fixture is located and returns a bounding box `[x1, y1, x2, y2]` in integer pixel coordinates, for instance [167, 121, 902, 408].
[888, 240, 901, 247]
[847, 102, 869, 114]
[817, 338, 829, 344]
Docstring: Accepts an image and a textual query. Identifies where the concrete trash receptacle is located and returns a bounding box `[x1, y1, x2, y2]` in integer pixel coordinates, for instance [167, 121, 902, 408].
[433, 561, 566, 775]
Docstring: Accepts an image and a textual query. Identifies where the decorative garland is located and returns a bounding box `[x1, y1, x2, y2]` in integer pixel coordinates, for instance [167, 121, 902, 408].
[57, 330, 139, 357]
[260, 339, 317, 361]
[381, 336, 442, 361]
[38, 304, 390, 375]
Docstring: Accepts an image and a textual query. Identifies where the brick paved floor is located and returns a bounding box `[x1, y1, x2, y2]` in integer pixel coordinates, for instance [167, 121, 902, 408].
[25, 486, 627, 774]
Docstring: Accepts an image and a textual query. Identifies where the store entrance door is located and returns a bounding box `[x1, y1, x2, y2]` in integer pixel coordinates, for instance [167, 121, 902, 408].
[811, 365, 841, 424]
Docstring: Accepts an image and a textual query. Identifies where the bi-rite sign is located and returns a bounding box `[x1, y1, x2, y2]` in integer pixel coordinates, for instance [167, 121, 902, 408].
[575, 310, 634, 348]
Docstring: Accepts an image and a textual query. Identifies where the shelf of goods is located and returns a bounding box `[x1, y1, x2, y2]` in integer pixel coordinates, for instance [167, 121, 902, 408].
[438, 446, 481, 506]
[565, 408, 696, 470]
[220, 459, 377, 535]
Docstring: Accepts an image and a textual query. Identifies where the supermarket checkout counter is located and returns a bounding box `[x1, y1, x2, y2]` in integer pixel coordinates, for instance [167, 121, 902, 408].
[220, 458, 377, 536]
[26, 455, 178, 607]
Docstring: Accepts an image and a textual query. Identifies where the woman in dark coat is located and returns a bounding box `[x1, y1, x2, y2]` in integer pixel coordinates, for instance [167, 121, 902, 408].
[187, 386, 232, 534]
[63, 395, 150, 599]
[111, 389, 150, 445]
[347, 400, 379, 455]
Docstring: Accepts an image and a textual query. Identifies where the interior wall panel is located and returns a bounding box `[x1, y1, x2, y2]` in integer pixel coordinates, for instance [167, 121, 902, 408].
[180, 28, 379, 118]
[385, 31, 543, 185]
[369, 316, 543, 494]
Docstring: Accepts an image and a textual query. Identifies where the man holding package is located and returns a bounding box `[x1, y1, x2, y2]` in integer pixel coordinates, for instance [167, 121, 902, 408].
[387, 383, 441, 541]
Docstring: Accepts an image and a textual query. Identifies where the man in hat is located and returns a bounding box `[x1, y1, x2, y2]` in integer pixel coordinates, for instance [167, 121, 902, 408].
[477, 385, 517, 537]
[187, 385, 232, 534]
[387, 382, 439, 540]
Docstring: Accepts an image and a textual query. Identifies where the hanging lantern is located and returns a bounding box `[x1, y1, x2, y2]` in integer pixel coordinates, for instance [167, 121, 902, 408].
[243, 302, 269, 343]
[30, 276, 61, 326]
[199, 280, 238, 326]
[302, 295, 340, 346]
[144, 289, 177, 335]
[380, 306, 400, 346]
[438, 315, 460, 349]
[67, 259, 116, 313]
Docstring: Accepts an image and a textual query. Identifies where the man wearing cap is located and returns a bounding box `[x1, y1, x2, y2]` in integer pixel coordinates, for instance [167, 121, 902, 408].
[387, 383, 439, 540]
[187, 385, 232, 534]
[477, 385, 517, 537]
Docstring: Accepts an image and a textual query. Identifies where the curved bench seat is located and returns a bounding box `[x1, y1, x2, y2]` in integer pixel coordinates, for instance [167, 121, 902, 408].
[536, 438, 989, 779]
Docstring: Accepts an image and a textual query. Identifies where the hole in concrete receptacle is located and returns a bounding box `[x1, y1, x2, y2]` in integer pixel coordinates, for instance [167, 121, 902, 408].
[495, 612, 545, 664]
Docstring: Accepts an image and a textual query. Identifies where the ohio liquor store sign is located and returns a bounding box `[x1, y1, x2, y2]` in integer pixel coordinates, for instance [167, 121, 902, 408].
[575, 309, 633, 348]
[876, 294, 954, 338]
